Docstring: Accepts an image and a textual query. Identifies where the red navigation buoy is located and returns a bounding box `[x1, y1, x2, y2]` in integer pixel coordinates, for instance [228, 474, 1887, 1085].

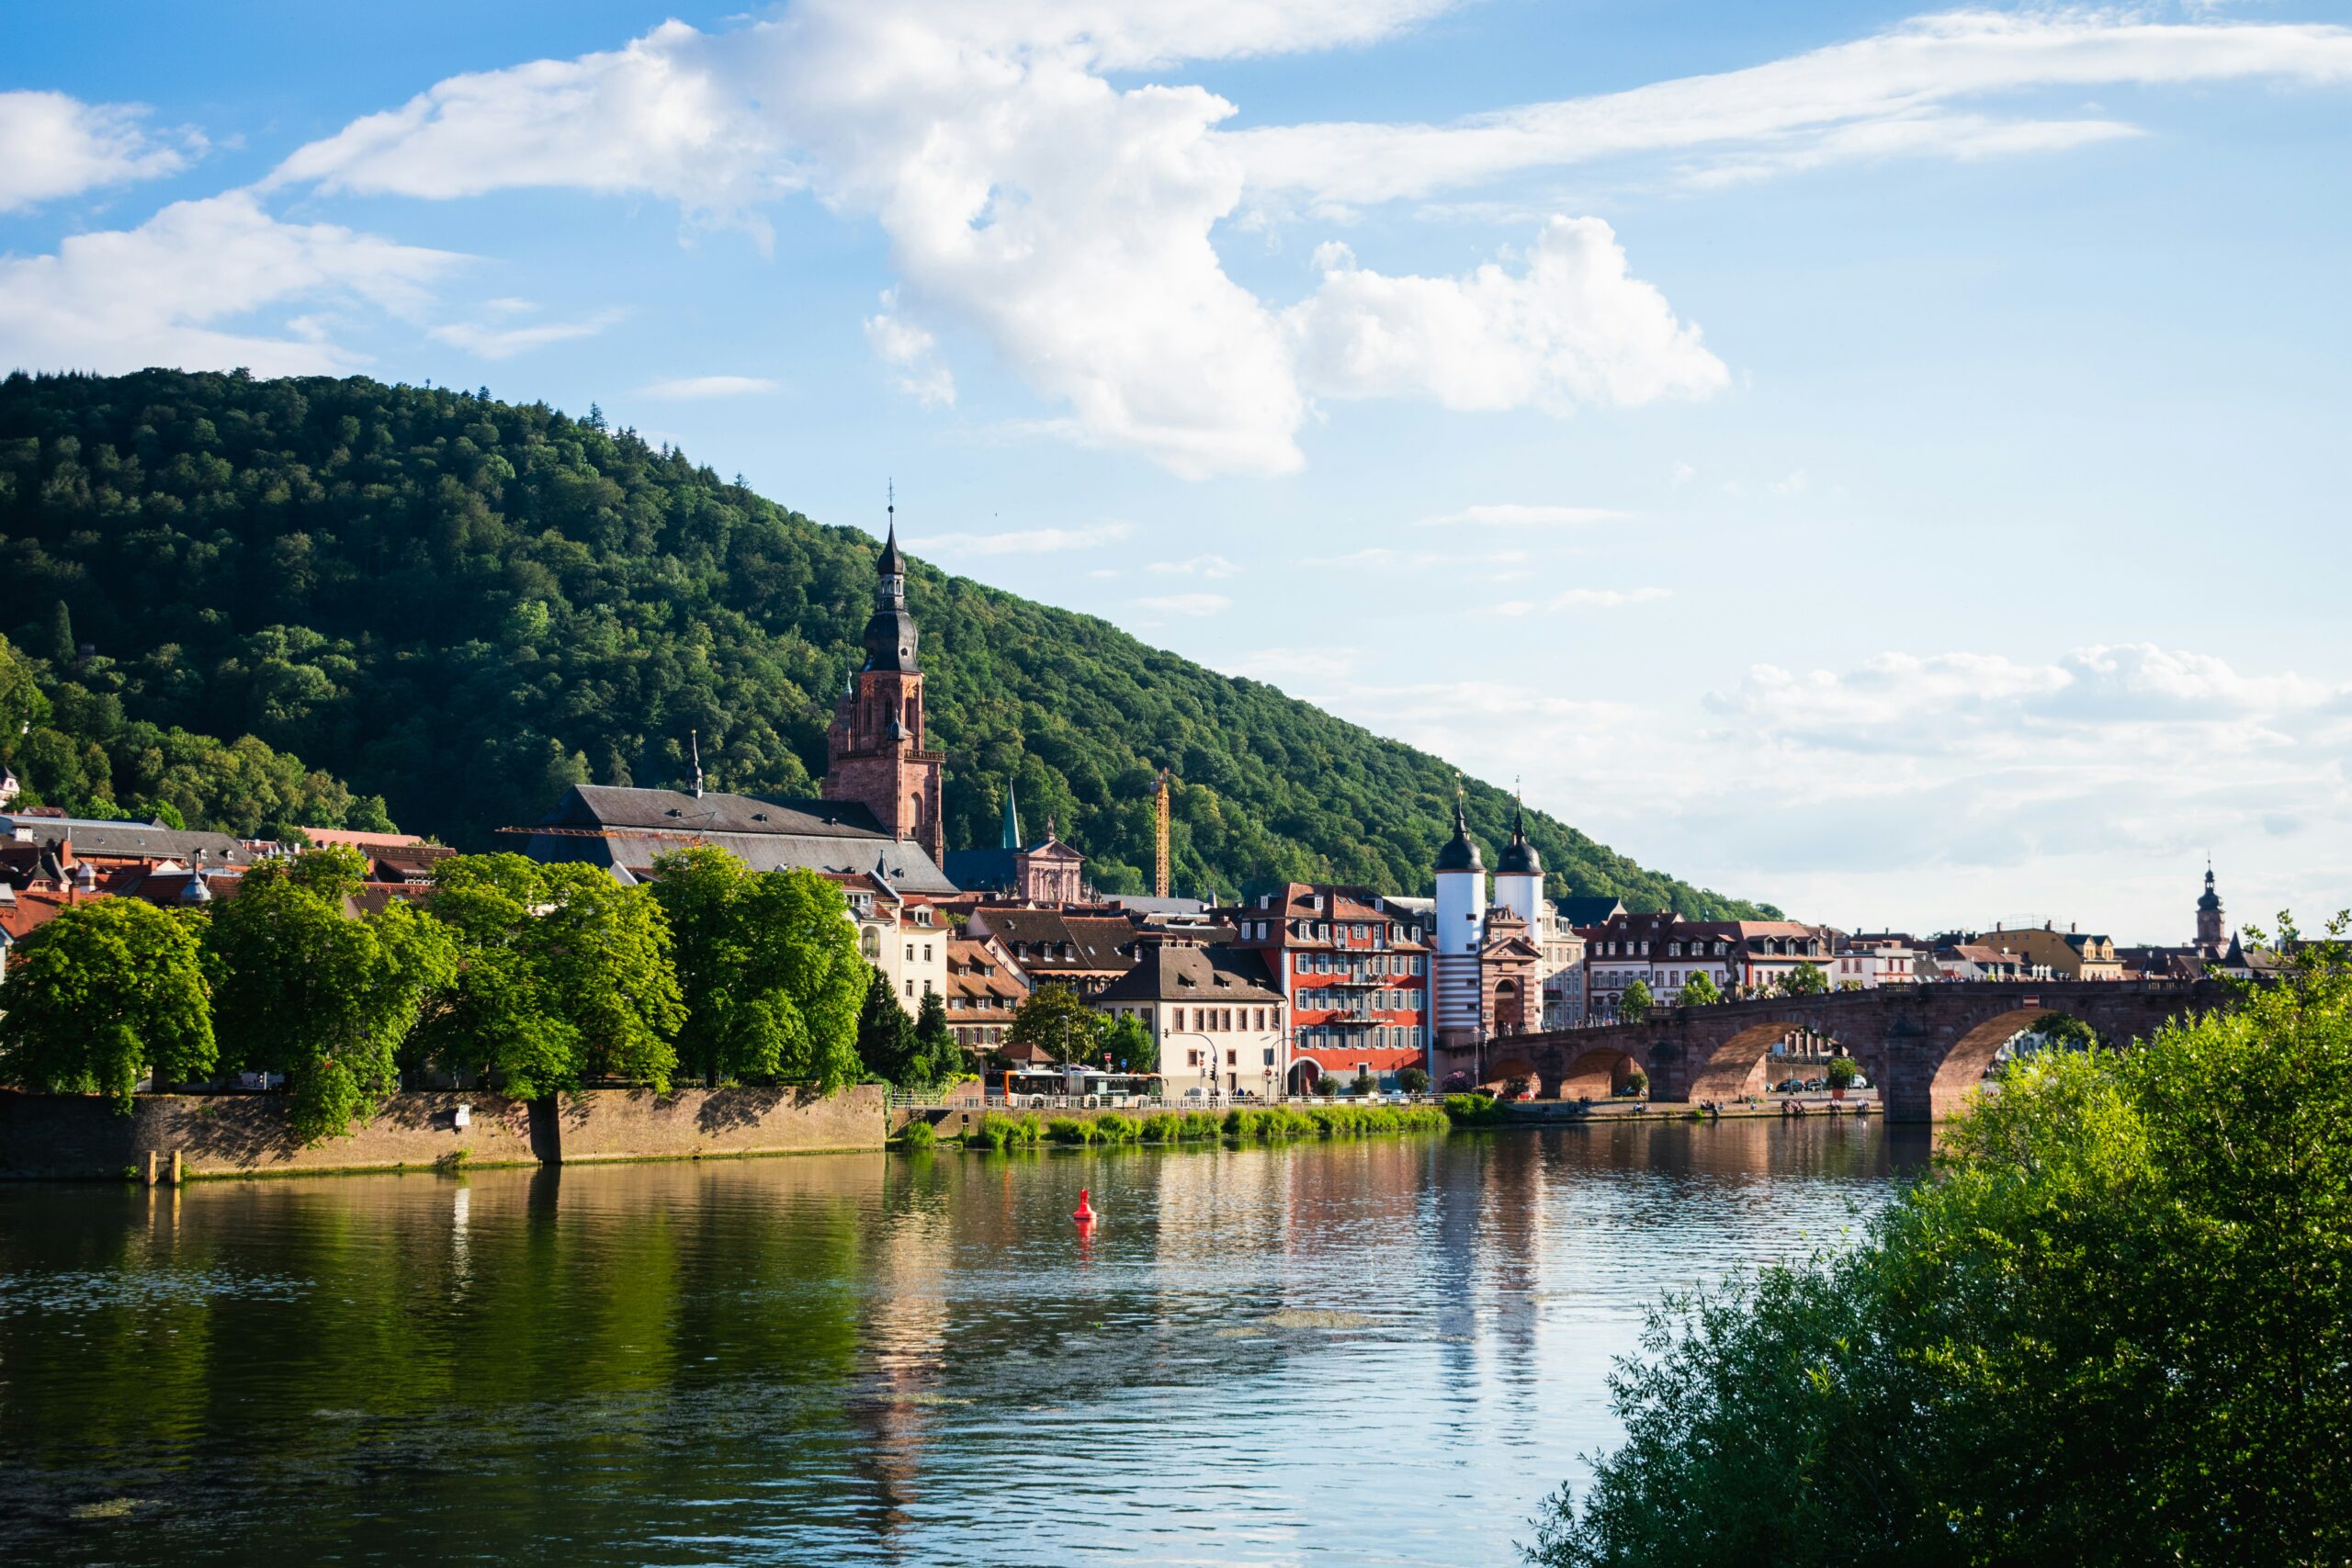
[1072, 1188, 1097, 1224]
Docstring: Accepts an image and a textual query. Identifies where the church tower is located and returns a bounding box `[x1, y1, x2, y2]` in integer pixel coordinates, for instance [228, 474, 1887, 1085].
[2196, 862, 2225, 953]
[1433, 793, 1487, 1048]
[822, 497, 945, 867]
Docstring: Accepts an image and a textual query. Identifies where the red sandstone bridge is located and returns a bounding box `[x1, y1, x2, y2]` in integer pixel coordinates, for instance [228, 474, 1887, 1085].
[1436, 979, 2233, 1122]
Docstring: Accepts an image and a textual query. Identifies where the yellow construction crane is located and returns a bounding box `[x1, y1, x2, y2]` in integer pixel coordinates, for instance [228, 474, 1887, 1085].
[1154, 768, 1172, 897]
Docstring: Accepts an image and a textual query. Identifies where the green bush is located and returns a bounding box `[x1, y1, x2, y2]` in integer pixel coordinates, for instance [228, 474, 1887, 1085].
[1443, 1093, 1508, 1127]
[970, 1111, 1045, 1151]
[1094, 1112, 1143, 1143]
[1046, 1116, 1097, 1145]
[895, 1118, 937, 1150]
[1524, 919, 2352, 1568]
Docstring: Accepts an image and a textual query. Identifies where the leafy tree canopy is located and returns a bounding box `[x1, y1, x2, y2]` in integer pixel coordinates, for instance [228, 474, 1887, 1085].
[1007, 984, 1103, 1064]
[0, 629, 391, 837]
[648, 844, 864, 1089]
[1528, 915, 2352, 1568]
[416, 852, 682, 1096]
[0, 897, 214, 1109]
[206, 845, 455, 1141]
[0, 369, 1770, 915]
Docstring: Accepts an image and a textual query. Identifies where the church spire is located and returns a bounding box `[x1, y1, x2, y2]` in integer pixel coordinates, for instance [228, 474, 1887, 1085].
[1001, 780, 1024, 850]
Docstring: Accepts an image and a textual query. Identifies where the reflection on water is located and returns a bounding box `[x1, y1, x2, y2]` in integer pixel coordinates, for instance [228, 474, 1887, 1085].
[0, 1121, 1928, 1566]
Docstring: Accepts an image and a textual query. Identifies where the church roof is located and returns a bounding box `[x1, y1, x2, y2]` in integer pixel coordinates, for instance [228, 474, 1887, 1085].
[526, 784, 958, 894]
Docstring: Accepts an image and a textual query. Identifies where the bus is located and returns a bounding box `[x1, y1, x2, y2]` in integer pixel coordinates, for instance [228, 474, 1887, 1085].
[999, 1068, 1163, 1109]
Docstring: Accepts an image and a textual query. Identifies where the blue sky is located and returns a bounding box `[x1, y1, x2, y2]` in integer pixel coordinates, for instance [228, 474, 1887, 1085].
[6, 1, 2350, 941]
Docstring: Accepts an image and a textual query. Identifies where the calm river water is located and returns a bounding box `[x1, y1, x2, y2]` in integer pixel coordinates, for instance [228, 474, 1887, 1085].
[0, 1122, 1928, 1566]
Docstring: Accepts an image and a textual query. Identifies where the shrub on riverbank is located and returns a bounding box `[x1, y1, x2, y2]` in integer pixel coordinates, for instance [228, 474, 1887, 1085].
[967, 1104, 1445, 1150]
[969, 1111, 1045, 1151]
[1525, 918, 2352, 1568]
[1442, 1093, 1508, 1127]
[894, 1118, 937, 1150]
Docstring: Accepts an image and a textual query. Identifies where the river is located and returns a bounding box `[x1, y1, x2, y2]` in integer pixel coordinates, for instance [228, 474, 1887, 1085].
[0, 1120, 1928, 1566]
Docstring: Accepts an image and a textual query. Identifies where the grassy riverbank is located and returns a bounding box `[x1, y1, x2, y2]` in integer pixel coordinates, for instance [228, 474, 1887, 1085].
[950, 1103, 1451, 1151]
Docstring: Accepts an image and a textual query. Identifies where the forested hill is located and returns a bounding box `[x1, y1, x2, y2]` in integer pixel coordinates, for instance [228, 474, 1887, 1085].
[0, 369, 1774, 916]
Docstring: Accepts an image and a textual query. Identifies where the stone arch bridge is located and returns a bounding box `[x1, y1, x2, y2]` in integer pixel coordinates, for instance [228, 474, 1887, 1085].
[1437, 979, 2232, 1122]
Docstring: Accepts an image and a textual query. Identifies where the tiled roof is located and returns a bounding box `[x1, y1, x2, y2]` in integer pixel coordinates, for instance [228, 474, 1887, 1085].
[3, 815, 259, 866]
[526, 784, 956, 895]
[1092, 942, 1283, 1005]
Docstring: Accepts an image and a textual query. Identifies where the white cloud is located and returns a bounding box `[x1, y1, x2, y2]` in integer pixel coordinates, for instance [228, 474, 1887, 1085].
[1231, 9, 2352, 205]
[1288, 219, 1728, 412]
[1770, 468, 1810, 496]
[1149, 554, 1239, 578]
[864, 300, 956, 408]
[240, 4, 2352, 478]
[429, 307, 620, 359]
[257, 5, 1728, 477]
[1418, 502, 1627, 528]
[1248, 639, 2352, 936]
[637, 374, 782, 399]
[1669, 461, 1697, 489]
[0, 91, 202, 212]
[910, 522, 1134, 556]
[0, 191, 460, 377]
[1494, 600, 1536, 616]
[1134, 592, 1232, 616]
[1551, 586, 1669, 609]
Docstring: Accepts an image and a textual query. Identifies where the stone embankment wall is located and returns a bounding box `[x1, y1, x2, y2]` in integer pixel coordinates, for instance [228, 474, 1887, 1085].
[0, 1085, 888, 1180]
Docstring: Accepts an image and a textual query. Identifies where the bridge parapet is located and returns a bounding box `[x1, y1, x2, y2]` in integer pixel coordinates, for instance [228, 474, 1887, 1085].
[1436, 979, 2229, 1122]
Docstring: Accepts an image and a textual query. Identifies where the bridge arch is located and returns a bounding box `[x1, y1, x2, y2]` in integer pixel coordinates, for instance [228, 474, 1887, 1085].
[1931, 1006, 2098, 1118]
[1684, 1020, 1853, 1101]
[1555, 1045, 1641, 1100]
[1482, 1054, 1542, 1095]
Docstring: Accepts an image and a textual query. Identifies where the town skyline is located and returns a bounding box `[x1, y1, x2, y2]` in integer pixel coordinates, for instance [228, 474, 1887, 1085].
[6, 1, 2349, 939]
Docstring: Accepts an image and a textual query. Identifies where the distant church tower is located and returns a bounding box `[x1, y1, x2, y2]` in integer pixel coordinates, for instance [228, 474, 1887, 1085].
[1433, 794, 1487, 1048]
[2196, 862, 2225, 953]
[823, 496, 945, 867]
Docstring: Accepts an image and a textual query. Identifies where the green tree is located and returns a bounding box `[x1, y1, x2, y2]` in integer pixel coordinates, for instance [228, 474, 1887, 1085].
[1104, 1011, 1156, 1074]
[0, 368, 1778, 919]
[1007, 984, 1103, 1065]
[1526, 915, 2352, 1568]
[0, 897, 214, 1109]
[854, 969, 915, 1084]
[417, 853, 682, 1095]
[206, 846, 457, 1143]
[1618, 979, 1654, 1022]
[912, 989, 961, 1086]
[0, 632, 50, 750]
[1397, 1066, 1430, 1094]
[1679, 971, 1722, 1007]
[1774, 963, 1828, 997]
[45, 599, 74, 667]
[1824, 1055, 1860, 1090]
[2030, 1010, 2099, 1053]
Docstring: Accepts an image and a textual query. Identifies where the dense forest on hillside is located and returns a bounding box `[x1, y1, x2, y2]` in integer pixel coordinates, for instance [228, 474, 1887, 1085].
[0, 369, 1772, 916]
[0, 630, 391, 838]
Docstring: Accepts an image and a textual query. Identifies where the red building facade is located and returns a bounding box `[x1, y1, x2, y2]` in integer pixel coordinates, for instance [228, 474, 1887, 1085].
[1227, 883, 1430, 1091]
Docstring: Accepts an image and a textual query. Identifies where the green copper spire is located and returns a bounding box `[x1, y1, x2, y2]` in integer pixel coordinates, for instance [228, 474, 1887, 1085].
[1001, 781, 1023, 850]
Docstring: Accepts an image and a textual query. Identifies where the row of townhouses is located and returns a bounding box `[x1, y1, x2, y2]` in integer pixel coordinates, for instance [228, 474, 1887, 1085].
[0, 522, 2269, 1097]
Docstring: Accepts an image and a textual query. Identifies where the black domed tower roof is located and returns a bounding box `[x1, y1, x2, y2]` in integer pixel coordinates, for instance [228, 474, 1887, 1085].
[1496, 798, 1543, 876]
[1436, 796, 1483, 874]
[2197, 865, 2222, 913]
[862, 518, 919, 672]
